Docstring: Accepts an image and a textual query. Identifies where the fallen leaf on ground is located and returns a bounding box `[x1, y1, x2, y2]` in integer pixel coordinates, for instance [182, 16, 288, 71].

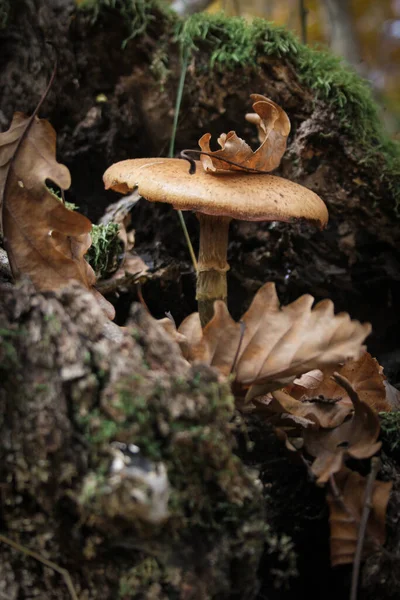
[178, 282, 371, 397]
[199, 94, 290, 174]
[384, 381, 400, 410]
[0, 112, 114, 319]
[327, 467, 392, 566]
[304, 374, 382, 485]
[289, 353, 390, 413]
[254, 388, 353, 429]
[292, 369, 325, 389]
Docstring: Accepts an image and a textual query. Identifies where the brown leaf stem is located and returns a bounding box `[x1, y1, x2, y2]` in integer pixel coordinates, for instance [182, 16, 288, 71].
[328, 472, 382, 557]
[350, 457, 381, 600]
[0, 534, 78, 600]
[2, 60, 57, 208]
[179, 149, 273, 175]
[332, 372, 361, 406]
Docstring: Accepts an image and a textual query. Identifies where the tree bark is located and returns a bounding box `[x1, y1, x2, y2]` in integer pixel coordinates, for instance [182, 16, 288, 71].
[320, 0, 365, 73]
[1, 3, 400, 597]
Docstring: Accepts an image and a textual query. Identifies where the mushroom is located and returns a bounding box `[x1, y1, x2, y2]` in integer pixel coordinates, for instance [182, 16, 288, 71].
[103, 157, 328, 326]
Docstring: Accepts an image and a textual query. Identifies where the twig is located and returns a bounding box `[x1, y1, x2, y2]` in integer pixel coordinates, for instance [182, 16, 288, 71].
[299, 0, 308, 45]
[332, 372, 360, 406]
[180, 149, 273, 175]
[0, 534, 79, 600]
[230, 320, 245, 375]
[168, 47, 198, 271]
[2, 57, 58, 279]
[328, 474, 380, 551]
[350, 457, 381, 600]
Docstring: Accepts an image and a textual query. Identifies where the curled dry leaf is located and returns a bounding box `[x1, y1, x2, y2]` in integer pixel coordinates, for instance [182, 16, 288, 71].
[384, 381, 400, 410]
[289, 353, 391, 413]
[199, 94, 291, 174]
[327, 467, 392, 566]
[0, 112, 114, 319]
[304, 374, 382, 485]
[254, 388, 353, 430]
[177, 282, 371, 397]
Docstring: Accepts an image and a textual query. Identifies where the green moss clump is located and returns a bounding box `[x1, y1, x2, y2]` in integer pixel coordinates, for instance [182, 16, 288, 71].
[380, 411, 400, 459]
[0, 0, 10, 29]
[46, 185, 79, 211]
[119, 557, 181, 599]
[86, 223, 122, 279]
[75, 357, 275, 594]
[76, 0, 172, 48]
[176, 13, 298, 69]
[75, 3, 399, 209]
[0, 326, 24, 371]
[175, 12, 400, 212]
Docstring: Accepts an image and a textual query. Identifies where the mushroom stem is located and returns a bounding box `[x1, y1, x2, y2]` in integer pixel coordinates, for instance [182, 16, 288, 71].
[196, 213, 231, 327]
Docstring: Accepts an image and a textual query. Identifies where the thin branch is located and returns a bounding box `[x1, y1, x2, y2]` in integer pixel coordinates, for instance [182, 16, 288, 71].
[332, 372, 360, 405]
[179, 149, 273, 174]
[0, 534, 79, 600]
[328, 474, 378, 549]
[350, 457, 381, 600]
[299, 0, 308, 45]
[230, 320, 245, 375]
[169, 48, 198, 271]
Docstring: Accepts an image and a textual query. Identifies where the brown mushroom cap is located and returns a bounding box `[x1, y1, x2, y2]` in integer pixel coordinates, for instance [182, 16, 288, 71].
[104, 158, 328, 226]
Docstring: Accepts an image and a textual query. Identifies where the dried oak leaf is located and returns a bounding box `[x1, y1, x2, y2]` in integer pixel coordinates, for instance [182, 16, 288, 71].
[0, 112, 114, 318]
[289, 353, 391, 413]
[254, 388, 353, 430]
[199, 94, 290, 174]
[327, 467, 392, 566]
[304, 374, 382, 485]
[178, 282, 371, 395]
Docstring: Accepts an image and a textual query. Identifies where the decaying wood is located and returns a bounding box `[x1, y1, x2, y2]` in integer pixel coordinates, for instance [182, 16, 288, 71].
[0, 281, 270, 599]
[1, 2, 400, 598]
[0, 0, 399, 356]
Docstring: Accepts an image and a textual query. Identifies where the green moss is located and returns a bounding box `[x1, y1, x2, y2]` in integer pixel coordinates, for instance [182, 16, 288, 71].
[86, 223, 122, 279]
[175, 12, 400, 211]
[380, 411, 400, 458]
[76, 0, 172, 48]
[119, 557, 181, 599]
[0, 0, 10, 29]
[76, 3, 399, 209]
[263, 527, 298, 589]
[0, 327, 25, 370]
[46, 185, 79, 211]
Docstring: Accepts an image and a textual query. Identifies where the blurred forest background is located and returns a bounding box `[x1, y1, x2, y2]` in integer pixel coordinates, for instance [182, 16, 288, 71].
[169, 0, 400, 136]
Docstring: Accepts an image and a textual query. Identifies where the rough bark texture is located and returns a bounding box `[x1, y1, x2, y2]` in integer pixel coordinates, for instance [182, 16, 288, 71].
[1, 0, 399, 362]
[0, 281, 273, 599]
[1, 1, 400, 598]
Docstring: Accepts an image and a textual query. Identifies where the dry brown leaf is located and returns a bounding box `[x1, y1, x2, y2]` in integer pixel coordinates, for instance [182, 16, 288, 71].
[292, 369, 324, 389]
[304, 374, 382, 485]
[0, 112, 114, 319]
[290, 353, 390, 413]
[199, 94, 290, 174]
[254, 388, 353, 429]
[178, 282, 371, 396]
[384, 381, 400, 410]
[327, 467, 392, 566]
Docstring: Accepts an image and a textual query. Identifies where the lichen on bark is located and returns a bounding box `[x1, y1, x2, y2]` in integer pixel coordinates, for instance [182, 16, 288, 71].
[0, 281, 296, 598]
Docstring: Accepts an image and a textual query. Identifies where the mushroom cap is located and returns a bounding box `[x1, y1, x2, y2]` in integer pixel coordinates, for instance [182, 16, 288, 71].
[104, 158, 328, 227]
